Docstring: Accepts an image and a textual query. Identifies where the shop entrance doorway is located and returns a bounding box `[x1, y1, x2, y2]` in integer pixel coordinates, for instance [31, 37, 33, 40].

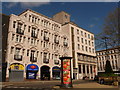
[52, 66, 60, 80]
[26, 64, 39, 79]
[41, 66, 50, 80]
[9, 63, 24, 82]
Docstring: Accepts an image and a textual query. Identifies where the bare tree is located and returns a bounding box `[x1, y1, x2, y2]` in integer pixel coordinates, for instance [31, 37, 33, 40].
[95, 8, 120, 50]
[95, 7, 120, 73]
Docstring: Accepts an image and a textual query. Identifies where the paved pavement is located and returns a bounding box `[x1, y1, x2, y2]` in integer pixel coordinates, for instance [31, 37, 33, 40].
[1, 79, 119, 90]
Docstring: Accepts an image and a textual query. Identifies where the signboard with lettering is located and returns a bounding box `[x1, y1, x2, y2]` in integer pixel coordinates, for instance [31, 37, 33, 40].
[26, 64, 39, 71]
[10, 63, 24, 70]
[26, 64, 39, 79]
[28, 72, 35, 79]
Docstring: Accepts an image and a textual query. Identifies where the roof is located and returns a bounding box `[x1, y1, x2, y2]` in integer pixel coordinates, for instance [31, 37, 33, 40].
[52, 11, 70, 16]
[18, 9, 63, 24]
[96, 46, 120, 52]
[18, 9, 94, 34]
[62, 21, 94, 34]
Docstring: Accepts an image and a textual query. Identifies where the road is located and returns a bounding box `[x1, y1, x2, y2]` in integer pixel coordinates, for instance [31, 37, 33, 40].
[2, 79, 94, 90]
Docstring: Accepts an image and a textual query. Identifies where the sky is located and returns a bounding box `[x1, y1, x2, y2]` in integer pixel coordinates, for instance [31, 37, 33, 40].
[2, 2, 118, 35]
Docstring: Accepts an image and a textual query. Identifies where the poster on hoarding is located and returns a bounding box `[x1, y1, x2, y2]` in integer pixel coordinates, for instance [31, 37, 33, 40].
[63, 59, 71, 84]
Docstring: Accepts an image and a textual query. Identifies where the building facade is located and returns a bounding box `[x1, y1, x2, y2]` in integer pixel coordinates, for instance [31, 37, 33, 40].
[6, 9, 70, 80]
[4, 9, 97, 80]
[53, 11, 97, 80]
[96, 47, 120, 75]
[62, 22, 97, 80]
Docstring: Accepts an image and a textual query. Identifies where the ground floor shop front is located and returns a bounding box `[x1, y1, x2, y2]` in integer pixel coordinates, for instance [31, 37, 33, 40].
[6, 62, 97, 81]
[7, 63, 61, 81]
[78, 63, 97, 79]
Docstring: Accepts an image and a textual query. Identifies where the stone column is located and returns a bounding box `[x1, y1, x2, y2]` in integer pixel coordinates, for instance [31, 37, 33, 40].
[89, 64, 91, 79]
[80, 64, 83, 79]
[81, 64, 83, 74]
[92, 65, 95, 79]
[95, 65, 97, 76]
[50, 67, 53, 80]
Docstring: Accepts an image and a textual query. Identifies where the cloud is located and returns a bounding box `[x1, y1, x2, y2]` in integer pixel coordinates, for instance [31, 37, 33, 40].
[89, 24, 95, 28]
[20, 2, 50, 8]
[4, 2, 50, 8]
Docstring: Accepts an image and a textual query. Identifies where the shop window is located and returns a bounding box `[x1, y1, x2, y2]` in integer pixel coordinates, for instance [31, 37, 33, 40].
[87, 66, 89, 73]
[79, 65, 81, 73]
[83, 65, 85, 73]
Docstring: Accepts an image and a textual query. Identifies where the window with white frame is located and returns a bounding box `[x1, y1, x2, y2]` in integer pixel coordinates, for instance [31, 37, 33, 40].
[15, 48, 21, 55]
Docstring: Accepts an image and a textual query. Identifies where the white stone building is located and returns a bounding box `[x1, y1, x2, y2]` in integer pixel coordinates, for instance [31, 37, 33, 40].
[62, 23, 97, 80]
[4, 9, 97, 80]
[96, 46, 120, 75]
